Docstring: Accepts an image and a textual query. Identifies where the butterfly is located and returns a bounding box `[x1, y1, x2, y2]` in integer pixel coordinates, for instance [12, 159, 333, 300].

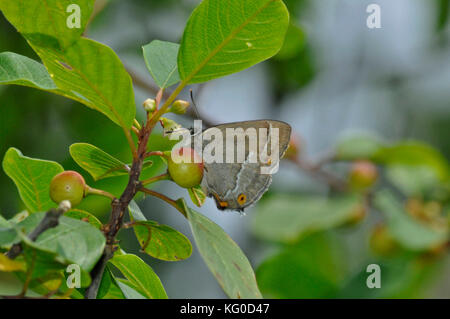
[197, 120, 291, 212]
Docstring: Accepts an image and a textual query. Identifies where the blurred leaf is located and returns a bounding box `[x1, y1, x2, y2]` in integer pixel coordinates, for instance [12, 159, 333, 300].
[64, 209, 103, 229]
[109, 254, 167, 299]
[20, 241, 75, 281]
[374, 142, 450, 181]
[0, 272, 24, 296]
[0, 52, 56, 90]
[338, 256, 445, 298]
[251, 194, 363, 243]
[256, 233, 345, 298]
[2, 148, 63, 213]
[180, 200, 262, 298]
[0, 253, 25, 272]
[188, 185, 206, 207]
[0, 217, 16, 248]
[386, 165, 440, 197]
[275, 23, 305, 60]
[270, 44, 316, 94]
[0, 0, 94, 49]
[128, 201, 192, 261]
[375, 191, 448, 251]
[143, 40, 180, 88]
[0, 215, 9, 227]
[70, 143, 129, 181]
[178, 0, 289, 84]
[335, 133, 385, 161]
[16, 271, 64, 296]
[437, 0, 450, 32]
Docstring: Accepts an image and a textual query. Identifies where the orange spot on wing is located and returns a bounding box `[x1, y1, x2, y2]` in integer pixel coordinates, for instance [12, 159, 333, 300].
[212, 193, 228, 208]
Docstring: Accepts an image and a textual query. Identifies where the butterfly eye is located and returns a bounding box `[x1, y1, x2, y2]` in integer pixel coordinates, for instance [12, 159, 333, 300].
[237, 193, 247, 205]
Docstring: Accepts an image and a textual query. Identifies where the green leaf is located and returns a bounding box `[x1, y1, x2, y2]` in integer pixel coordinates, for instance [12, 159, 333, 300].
[0, 0, 136, 128]
[32, 38, 136, 129]
[188, 185, 207, 207]
[109, 254, 167, 299]
[256, 233, 345, 298]
[178, 0, 289, 84]
[128, 201, 192, 261]
[0, 272, 24, 296]
[116, 279, 147, 299]
[19, 213, 106, 272]
[335, 133, 385, 160]
[70, 143, 129, 181]
[0, 217, 16, 248]
[143, 40, 180, 88]
[97, 266, 126, 299]
[0, 0, 94, 50]
[374, 191, 448, 251]
[134, 221, 192, 261]
[20, 242, 75, 281]
[180, 200, 262, 298]
[251, 194, 363, 243]
[0, 52, 56, 90]
[128, 200, 147, 222]
[2, 148, 64, 213]
[17, 271, 64, 297]
[64, 209, 103, 229]
[0, 215, 10, 227]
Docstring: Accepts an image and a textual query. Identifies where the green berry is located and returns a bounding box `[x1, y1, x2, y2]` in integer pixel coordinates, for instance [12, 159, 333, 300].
[50, 171, 86, 206]
[167, 148, 204, 188]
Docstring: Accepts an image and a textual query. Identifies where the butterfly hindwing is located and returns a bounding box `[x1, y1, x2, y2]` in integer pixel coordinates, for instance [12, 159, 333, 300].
[200, 120, 291, 211]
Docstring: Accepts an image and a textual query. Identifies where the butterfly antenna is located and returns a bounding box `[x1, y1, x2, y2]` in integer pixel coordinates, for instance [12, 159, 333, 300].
[189, 89, 202, 120]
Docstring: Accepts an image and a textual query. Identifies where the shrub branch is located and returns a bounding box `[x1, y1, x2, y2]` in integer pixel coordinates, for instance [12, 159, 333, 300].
[84, 88, 175, 299]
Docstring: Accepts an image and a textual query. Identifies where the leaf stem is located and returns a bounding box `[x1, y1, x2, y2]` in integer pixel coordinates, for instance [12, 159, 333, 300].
[139, 188, 186, 217]
[144, 151, 166, 158]
[85, 186, 116, 201]
[141, 173, 171, 187]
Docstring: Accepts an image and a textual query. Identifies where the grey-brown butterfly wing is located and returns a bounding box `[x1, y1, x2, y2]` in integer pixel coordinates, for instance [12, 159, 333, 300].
[200, 120, 291, 211]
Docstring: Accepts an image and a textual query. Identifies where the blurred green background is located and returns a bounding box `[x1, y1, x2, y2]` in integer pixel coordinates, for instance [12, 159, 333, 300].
[1, 0, 449, 298]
